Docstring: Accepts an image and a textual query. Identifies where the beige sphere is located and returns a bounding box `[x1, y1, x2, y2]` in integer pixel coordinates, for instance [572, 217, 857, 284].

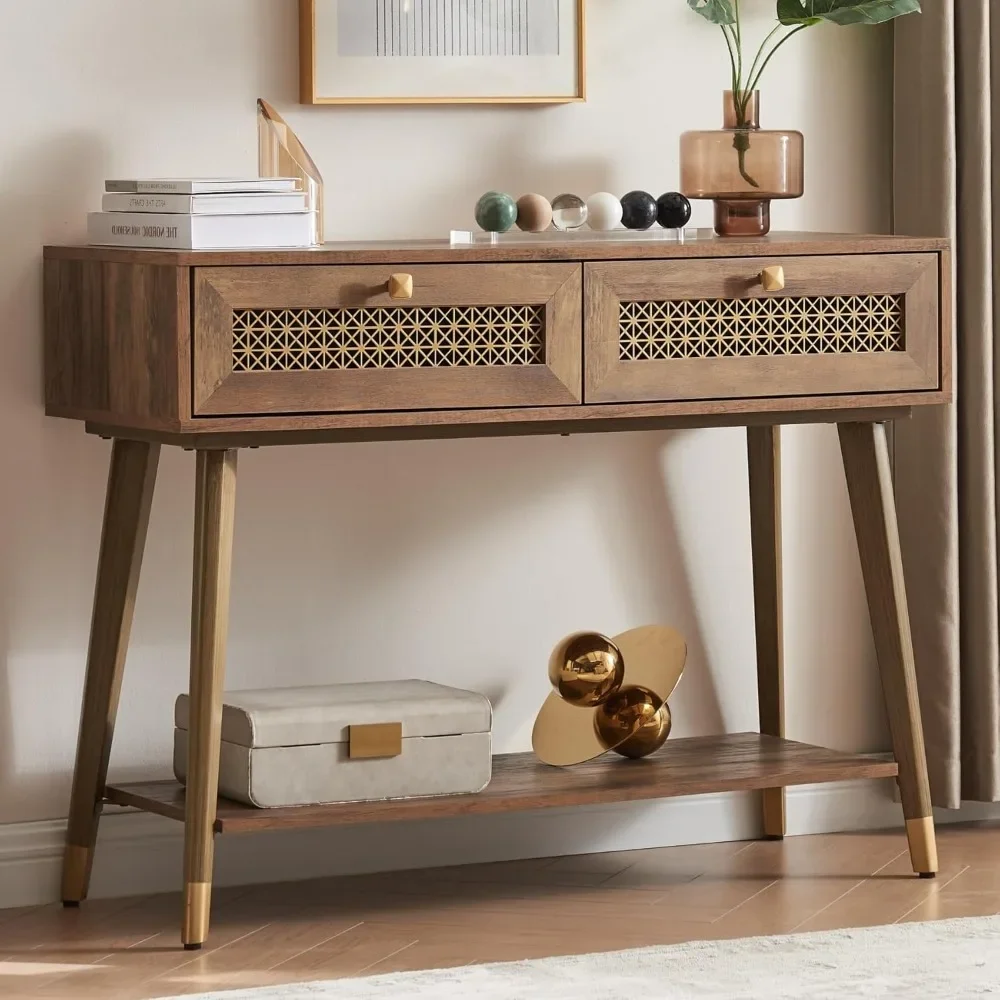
[516, 193, 553, 233]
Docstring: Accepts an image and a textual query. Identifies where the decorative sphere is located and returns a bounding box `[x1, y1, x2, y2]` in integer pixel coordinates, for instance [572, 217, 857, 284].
[475, 191, 518, 233]
[620, 191, 659, 231]
[551, 193, 589, 232]
[516, 194, 553, 233]
[657, 192, 693, 230]
[548, 632, 625, 707]
[615, 703, 672, 759]
[586, 192, 623, 232]
[595, 686, 672, 759]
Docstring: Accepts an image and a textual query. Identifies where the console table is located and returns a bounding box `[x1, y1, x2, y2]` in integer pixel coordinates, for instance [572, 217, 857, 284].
[43, 233, 951, 949]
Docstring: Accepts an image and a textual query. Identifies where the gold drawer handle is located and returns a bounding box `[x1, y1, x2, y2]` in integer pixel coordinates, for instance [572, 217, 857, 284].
[388, 274, 414, 300]
[759, 266, 785, 292]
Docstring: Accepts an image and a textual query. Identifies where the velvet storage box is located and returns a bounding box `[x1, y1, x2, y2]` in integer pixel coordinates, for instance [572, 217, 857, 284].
[173, 680, 493, 808]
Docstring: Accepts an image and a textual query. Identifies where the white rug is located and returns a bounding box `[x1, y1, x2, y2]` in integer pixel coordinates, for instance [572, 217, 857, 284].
[168, 916, 1000, 999]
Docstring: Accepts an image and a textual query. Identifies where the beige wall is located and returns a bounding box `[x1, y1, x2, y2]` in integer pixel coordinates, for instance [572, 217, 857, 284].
[0, 0, 892, 842]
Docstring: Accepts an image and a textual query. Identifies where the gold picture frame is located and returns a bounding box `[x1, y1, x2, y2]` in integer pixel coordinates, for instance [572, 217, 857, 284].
[300, 0, 586, 105]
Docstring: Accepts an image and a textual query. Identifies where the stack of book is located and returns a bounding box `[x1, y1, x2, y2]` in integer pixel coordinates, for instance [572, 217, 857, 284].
[88, 178, 314, 250]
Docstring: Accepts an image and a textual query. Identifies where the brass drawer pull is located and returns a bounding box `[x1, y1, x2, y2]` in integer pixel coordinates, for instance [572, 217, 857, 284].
[349, 722, 403, 759]
[388, 273, 414, 300]
[759, 266, 785, 292]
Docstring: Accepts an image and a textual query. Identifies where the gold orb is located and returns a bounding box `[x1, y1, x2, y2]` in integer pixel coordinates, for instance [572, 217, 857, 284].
[548, 632, 625, 707]
[595, 685, 672, 759]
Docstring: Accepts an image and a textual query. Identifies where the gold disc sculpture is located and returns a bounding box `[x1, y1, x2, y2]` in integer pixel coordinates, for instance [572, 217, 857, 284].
[532, 626, 687, 766]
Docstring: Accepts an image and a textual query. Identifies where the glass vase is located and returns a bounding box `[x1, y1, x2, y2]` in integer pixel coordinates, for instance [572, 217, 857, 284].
[257, 98, 324, 245]
[680, 92, 803, 237]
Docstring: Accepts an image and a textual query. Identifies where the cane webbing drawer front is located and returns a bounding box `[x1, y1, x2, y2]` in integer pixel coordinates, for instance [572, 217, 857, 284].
[231, 304, 546, 372]
[193, 264, 582, 415]
[585, 254, 940, 404]
[618, 295, 904, 361]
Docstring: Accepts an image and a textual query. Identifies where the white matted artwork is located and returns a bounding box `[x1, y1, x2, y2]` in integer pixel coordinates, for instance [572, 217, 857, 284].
[300, 0, 586, 104]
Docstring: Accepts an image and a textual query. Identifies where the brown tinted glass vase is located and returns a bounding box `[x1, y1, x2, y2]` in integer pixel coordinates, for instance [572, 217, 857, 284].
[680, 92, 803, 237]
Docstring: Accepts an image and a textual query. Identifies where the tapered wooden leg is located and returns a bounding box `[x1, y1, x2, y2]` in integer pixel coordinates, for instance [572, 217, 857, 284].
[839, 422, 938, 877]
[62, 440, 160, 905]
[748, 425, 786, 839]
[182, 450, 238, 948]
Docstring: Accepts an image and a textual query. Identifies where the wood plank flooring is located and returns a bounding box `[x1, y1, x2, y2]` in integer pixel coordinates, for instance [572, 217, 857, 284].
[1, 823, 998, 999]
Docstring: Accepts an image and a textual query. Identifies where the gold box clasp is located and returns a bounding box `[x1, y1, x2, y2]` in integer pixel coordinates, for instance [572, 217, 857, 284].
[349, 722, 403, 760]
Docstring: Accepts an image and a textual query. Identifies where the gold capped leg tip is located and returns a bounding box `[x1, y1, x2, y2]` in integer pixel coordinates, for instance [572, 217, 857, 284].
[61, 844, 92, 903]
[182, 882, 212, 947]
[905, 816, 938, 875]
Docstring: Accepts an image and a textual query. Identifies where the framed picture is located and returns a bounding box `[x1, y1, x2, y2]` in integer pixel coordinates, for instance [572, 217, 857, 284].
[299, 0, 586, 105]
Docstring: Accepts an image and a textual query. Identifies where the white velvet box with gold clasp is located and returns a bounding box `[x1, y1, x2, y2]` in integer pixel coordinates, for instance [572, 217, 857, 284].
[173, 680, 493, 808]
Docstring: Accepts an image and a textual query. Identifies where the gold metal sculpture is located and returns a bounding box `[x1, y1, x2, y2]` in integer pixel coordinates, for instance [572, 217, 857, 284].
[532, 626, 687, 767]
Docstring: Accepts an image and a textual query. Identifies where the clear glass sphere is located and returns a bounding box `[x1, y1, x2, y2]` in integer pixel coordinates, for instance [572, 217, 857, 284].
[551, 193, 588, 232]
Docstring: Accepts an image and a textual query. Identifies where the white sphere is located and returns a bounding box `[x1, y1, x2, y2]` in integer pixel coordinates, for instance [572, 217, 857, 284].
[586, 192, 623, 232]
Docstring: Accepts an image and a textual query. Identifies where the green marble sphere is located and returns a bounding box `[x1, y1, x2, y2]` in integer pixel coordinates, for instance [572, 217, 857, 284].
[475, 191, 518, 233]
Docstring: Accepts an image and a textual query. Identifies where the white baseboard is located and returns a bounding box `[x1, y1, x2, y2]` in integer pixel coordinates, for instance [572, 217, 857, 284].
[0, 779, 946, 911]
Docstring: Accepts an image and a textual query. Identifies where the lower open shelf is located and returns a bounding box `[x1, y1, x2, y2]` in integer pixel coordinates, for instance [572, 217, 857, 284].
[104, 733, 897, 834]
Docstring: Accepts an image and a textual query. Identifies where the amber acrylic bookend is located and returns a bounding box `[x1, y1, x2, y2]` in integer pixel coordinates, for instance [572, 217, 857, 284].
[257, 98, 324, 245]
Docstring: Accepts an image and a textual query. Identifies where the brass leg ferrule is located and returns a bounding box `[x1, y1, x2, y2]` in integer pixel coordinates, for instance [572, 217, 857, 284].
[182, 881, 212, 947]
[905, 816, 939, 875]
[61, 844, 92, 903]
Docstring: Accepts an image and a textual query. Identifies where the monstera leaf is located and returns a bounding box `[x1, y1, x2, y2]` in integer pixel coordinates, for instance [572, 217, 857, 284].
[687, 0, 736, 25]
[777, 0, 920, 26]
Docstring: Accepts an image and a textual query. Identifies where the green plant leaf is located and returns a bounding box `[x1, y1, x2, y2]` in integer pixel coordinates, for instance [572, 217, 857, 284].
[777, 0, 920, 25]
[687, 0, 737, 25]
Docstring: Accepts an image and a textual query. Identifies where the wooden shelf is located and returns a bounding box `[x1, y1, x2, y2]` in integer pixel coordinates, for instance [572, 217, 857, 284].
[104, 734, 897, 835]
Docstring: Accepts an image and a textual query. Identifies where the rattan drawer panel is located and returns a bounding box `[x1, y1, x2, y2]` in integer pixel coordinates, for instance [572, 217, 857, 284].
[584, 254, 940, 404]
[193, 264, 582, 415]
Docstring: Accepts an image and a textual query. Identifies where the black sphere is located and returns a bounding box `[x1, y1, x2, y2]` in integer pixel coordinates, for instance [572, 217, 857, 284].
[620, 190, 659, 231]
[657, 192, 692, 230]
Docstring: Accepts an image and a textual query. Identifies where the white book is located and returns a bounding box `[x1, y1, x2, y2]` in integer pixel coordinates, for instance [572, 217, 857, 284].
[88, 211, 314, 250]
[102, 191, 308, 215]
[104, 177, 300, 194]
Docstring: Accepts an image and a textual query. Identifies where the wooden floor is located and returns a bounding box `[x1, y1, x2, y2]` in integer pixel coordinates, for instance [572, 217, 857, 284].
[2, 824, 999, 999]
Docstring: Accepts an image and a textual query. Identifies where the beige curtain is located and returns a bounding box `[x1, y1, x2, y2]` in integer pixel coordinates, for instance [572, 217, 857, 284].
[894, 0, 1000, 807]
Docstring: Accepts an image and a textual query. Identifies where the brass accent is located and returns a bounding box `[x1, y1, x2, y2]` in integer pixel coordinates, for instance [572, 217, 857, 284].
[613, 626, 687, 702]
[349, 722, 403, 760]
[618, 294, 904, 361]
[597, 690, 673, 760]
[299, 0, 587, 106]
[388, 274, 414, 300]
[905, 816, 939, 874]
[232, 304, 546, 372]
[61, 844, 92, 903]
[532, 691, 634, 767]
[533, 625, 687, 767]
[182, 881, 212, 947]
[759, 266, 786, 292]
[595, 685, 661, 746]
[548, 632, 624, 707]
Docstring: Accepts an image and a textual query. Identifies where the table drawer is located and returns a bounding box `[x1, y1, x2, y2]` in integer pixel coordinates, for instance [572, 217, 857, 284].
[584, 254, 941, 404]
[193, 264, 582, 415]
